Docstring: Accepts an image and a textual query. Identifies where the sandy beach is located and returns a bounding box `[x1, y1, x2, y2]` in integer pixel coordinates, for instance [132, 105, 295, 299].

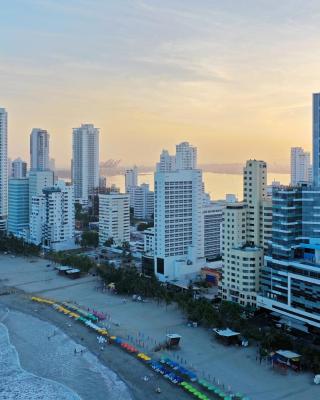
[0, 254, 319, 400]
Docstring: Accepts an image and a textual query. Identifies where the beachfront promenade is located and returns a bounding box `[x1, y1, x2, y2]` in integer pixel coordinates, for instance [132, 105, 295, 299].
[0, 254, 318, 400]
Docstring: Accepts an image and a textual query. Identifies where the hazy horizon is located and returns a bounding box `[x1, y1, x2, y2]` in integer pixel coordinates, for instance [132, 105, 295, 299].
[3, 1, 319, 167]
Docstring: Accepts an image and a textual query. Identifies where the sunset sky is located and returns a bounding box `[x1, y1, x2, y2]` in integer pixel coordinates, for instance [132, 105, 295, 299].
[2, 0, 319, 168]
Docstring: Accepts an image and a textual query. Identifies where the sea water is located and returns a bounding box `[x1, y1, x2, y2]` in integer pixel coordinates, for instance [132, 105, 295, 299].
[0, 308, 132, 400]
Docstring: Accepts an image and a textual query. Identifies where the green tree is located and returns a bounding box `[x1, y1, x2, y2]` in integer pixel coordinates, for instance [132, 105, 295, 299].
[81, 230, 99, 248]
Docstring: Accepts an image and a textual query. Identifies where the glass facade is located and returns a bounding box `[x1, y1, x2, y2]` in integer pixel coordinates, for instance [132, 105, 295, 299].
[259, 185, 320, 329]
[8, 178, 29, 235]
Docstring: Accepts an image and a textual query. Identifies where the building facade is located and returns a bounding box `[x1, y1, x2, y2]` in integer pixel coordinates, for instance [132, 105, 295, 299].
[0, 108, 8, 232]
[28, 170, 54, 213]
[154, 142, 205, 282]
[125, 166, 138, 194]
[11, 157, 27, 178]
[220, 202, 263, 307]
[130, 183, 154, 220]
[29, 181, 75, 250]
[221, 160, 268, 307]
[203, 200, 224, 261]
[99, 193, 130, 246]
[258, 186, 320, 330]
[313, 93, 320, 187]
[291, 147, 311, 186]
[8, 178, 29, 236]
[30, 128, 50, 171]
[72, 124, 99, 204]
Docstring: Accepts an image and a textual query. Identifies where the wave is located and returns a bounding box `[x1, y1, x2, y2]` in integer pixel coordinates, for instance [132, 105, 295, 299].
[0, 321, 81, 400]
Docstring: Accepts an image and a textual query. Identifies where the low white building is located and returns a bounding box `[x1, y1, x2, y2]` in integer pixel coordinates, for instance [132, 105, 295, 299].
[99, 193, 130, 246]
[29, 180, 75, 250]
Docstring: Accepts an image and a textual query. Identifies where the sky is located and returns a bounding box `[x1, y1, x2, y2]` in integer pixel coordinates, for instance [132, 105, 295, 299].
[2, 0, 320, 168]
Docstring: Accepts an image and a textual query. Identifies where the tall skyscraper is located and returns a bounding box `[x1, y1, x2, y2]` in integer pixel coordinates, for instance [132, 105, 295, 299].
[313, 93, 320, 187]
[243, 160, 267, 246]
[8, 178, 29, 236]
[125, 166, 138, 193]
[154, 142, 205, 282]
[221, 160, 269, 306]
[12, 157, 27, 178]
[258, 186, 320, 329]
[0, 108, 8, 232]
[72, 124, 99, 204]
[30, 128, 50, 171]
[291, 147, 311, 186]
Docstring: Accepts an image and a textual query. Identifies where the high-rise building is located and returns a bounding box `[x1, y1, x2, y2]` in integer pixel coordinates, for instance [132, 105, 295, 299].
[72, 124, 99, 204]
[29, 181, 75, 250]
[28, 170, 54, 213]
[125, 166, 138, 194]
[0, 108, 8, 232]
[8, 178, 29, 236]
[99, 193, 130, 246]
[243, 160, 267, 246]
[175, 142, 197, 170]
[221, 160, 269, 306]
[220, 202, 263, 307]
[130, 183, 154, 220]
[291, 147, 311, 186]
[11, 157, 27, 178]
[30, 128, 50, 171]
[154, 142, 205, 282]
[203, 199, 224, 261]
[258, 186, 320, 330]
[313, 93, 320, 187]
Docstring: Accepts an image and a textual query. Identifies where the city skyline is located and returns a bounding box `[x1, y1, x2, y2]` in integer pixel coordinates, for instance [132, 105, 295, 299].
[2, 1, 320, 167]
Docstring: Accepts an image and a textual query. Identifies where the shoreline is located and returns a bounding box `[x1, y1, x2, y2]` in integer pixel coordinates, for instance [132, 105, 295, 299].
[0, 254, 318, 400]
[0, 292, 190, 400]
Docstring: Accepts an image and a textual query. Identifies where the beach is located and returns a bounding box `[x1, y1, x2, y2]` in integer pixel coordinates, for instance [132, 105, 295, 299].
[0, 254, 319, 400]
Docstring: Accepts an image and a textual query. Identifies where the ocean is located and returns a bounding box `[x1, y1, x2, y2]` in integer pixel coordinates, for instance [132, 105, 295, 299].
[107, 171, 290, 200]
[0, 307, 132, 400]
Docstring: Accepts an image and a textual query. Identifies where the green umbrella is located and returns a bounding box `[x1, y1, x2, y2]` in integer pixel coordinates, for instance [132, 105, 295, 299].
[208, 385, 216, 391]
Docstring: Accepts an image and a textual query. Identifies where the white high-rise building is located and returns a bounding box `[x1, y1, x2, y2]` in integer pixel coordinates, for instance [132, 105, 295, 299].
[221, 160, 269, 307]
[12, 157, 27, 178]
[175, 142, 197, 170]
[220, 202, 263, 307]
[243, 160, 267, 246]
[291, 147, 311, 186]
[29, 181, 75, 250]
[30, 128, 50, 171]
[125, 166, 138, 194]
[72, 124, 99, 204]
[154, 142, 205, 282]
[203, 199, 224, 261]
[28, 170, 54, 214]
[99, 193, 130, 246]
[130, 183, 154, 220]
[0, 108, 8, 231]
